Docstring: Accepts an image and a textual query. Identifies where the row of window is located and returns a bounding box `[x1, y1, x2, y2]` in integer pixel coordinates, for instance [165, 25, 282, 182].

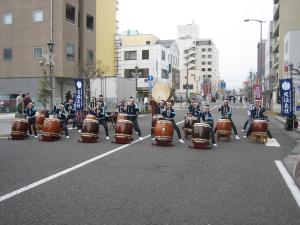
[124, 50, 179, 66]
[201, 68, 213, 72]
[3, 10, 43, 24]
[201, 55, 213, 58]
[202, 61, 212, 65]
[124, 68, 169, 79]
[3, 46, 94, 63]
[201, 48, 212, 52]
[3, 3, 94, 31]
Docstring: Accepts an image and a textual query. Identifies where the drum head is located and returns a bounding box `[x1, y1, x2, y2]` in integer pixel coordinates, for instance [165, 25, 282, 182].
[118, 119, 133, 124]
[157, 120, 172, 125]
[15, 119, 28, 123]
[152, 83, 171, 102]
[46, 118, 60, 122]
[194, 123, 210, 128]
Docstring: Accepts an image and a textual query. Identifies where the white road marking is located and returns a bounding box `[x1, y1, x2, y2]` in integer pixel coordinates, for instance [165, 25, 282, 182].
[275, 160, 300, 208]
[0, 120, 185, 203]
[265, 138, 280, 147]
[0, 136, 9, 139]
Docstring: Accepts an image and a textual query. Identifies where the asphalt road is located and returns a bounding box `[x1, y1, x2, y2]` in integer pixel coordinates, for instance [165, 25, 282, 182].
[0, 101, 299, 225]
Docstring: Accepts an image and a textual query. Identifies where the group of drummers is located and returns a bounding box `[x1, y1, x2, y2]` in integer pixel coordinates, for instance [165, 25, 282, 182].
[18, 93, 273, 147]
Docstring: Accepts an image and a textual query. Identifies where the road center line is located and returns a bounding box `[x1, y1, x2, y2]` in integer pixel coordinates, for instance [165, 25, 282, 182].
[0, 120, 184, 203]
[275, 160, 300, 208]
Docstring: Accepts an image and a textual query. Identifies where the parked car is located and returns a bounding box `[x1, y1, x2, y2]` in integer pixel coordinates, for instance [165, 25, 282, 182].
[0, 93, 18, 112]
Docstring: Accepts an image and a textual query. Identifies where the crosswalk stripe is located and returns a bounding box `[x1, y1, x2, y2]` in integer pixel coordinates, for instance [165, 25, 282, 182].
[265, 138, 280, 147]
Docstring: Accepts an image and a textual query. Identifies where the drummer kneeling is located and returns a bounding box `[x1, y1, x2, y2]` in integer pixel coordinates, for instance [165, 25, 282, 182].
[161, 100, 184, 143]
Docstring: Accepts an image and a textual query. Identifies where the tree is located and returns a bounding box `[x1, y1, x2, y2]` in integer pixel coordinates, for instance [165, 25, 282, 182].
[77, 60, 110, 109]
[37, 69, 50, 109]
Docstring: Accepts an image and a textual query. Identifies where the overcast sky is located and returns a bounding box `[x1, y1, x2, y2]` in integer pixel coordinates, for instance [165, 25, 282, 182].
[118, 0, 273, 89]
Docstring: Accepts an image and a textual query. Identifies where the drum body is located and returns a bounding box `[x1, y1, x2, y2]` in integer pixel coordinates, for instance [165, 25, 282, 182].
[11, 119, 29, 140]
[36, 113, 45, 129]
[41, 118, 61, 141]
[154, 120, 173, 145]
[152, 115, 164, 128]
[191, 123, 211, 149]
[117, 113, 128, 120]
[81, 119, 99, 143]
[216, 119, 232, 133]
[114, 119, 133, 144]
[252, 120, 268, 133]
[183, 114, 199, 137]
[86, 114, 97, 120]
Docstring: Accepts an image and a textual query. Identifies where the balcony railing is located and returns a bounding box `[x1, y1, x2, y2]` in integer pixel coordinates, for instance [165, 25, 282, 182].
[273, 20, 279, 37]
[272, 37, 279, 53]
[273, 3, 280, 21]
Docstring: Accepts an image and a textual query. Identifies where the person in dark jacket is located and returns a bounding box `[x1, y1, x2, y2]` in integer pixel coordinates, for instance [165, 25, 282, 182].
[24, 102, 37, 137]
[161, 100, 184, 143]
[189, 101, 202, 122]
[55, 103, 69, 139]
[93, 101, 109, 140]
[125, 97, 143, 140]
[201, 105, 217, 147]
[155, 100, 165, 115]
[216, 100, 240, 140]
[245, 99, 273, 139]
[65, 99, 77, 129]
[116, 100, 126, 113]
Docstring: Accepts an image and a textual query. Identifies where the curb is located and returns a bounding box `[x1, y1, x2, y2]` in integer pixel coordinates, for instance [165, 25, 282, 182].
[271, 115, 300, 134]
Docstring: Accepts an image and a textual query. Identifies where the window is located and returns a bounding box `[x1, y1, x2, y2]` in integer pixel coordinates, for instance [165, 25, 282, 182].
[161, 50, 165, 60]
[124, 51, 137, 60]
[87, 49, 94, 64]
[208, 75, 212, 78]
[208, 55, 212, 58]
[202, 55, 206, 58]
[202, 62, 206, 65]
[146, 41, 150, 45]
[201, 68, 206, 72]
[3, 48, 12, 59]
[66, 43, 75, 61]
[86, 14, 94, 31]
[3, 13, 12, 24]
[208, 48, 212, 52]
[33, 10, 43, 23]
[202, 48, 206, 52]
[33, 47, 43, 59]
[161, 69, 169, 79]
[142, 50, 149, 60]
[208, 61, 212, 65]
[208, 68, 212, 72]
[203, 75, 206, 78]
[66, 3, 76, 24]
[124, 68, 149, 78]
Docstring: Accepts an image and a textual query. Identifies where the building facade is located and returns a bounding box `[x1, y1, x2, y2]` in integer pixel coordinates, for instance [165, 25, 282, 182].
[0, 0, 96, 103]
[176, 22, 220, 100]
[96, 0, 120, 76]
[121, 34, 180, 98]
[271, 0, 300, 112]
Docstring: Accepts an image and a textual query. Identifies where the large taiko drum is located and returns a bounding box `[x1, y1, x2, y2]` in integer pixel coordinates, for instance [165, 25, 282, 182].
[154, 120, 174, 145]
[183, 114, 199, 137]
[80, 119, 99, 143]
[36, 113, 45, 130]
[216, 119, 232, 134]
[252, 120, 268, 133]
[11, 119, 29, 140]
[117, 113, 128, 120]
[86, 114, 97, 120]
[191, 123, 211, 149]
[151, 115, 164, 136]
[41, 118, 61, 141]
[114, 119, 133, 144]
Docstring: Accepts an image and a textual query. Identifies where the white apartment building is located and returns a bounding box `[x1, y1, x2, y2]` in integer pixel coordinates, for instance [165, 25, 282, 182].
[121, 34, 180, 98]
[176, 22, 220, 100]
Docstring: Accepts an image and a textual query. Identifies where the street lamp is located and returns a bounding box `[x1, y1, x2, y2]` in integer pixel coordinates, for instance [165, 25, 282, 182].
[47, 41, 55, 113]
[244, 19, 266, 100]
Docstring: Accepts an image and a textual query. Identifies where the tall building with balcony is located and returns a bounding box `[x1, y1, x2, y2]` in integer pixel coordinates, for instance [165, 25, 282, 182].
[177, 22, 219, 100]
[121, 34, 180, 98]
[271, 0, 300, 112]
[96, 0, 120, 76]
[0, 0, 96, 102]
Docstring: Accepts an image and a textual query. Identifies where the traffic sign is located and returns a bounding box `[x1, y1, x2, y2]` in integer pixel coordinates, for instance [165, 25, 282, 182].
[147, 75, 153, 81]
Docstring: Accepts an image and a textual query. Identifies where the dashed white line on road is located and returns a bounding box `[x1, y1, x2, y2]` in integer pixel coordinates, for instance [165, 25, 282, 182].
[265, 138, 280, 147]
[275, 160, 300, 208]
